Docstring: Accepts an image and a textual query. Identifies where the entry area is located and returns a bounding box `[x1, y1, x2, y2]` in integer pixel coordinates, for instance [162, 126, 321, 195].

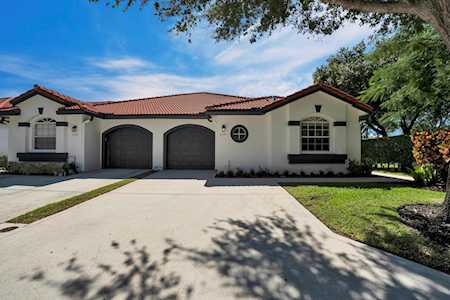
[165, 124, 215, 169]
[103, 125, 153, 169]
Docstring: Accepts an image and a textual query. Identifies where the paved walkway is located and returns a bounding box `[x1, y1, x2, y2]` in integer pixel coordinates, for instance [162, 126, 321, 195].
[0, 169, 144, 223]
[0, 170, 448, 300]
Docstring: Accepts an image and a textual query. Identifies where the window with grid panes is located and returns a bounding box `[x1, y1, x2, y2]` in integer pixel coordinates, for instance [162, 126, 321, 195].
[34, 118, 56, 150]
[300, 117, 329, 151]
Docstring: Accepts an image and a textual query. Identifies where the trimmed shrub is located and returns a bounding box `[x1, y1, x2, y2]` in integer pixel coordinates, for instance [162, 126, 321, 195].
[7, 162, 65, 176]
[362, 135, 414, 170]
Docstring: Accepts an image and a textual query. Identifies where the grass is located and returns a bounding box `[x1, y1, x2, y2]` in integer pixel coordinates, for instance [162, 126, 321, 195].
[8, 171, 152, 224]
[284, 183, 450, 274]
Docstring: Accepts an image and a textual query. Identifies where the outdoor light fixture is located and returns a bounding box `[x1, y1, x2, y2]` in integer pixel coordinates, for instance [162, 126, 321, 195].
[38, 107, 44, 115]
[72, 125, 78, 133]
[222, 124, 226, 132]
[315, 105, 322, 113]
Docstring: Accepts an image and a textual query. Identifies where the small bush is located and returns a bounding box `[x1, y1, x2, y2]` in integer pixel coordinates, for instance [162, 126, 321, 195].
[300, 171, 306, 177]
[0, 155, 7, 169]
[411, 165, 440, 186]
[249, 169, 256, 177]
[326, 171, 335, 177]
[256, 168, 270, 177]
[235, 168, 244, 177]
[63, 162, 78, 175]
[226, 170, 234, 177]
[348, 160, 373, 176]
[216, 171, 225, 177]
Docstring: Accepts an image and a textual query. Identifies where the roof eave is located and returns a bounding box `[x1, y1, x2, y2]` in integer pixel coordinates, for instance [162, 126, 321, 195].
[0, 109, 21, 116]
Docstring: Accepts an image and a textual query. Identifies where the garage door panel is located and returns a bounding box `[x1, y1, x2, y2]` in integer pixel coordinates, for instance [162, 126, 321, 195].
[104, 126, 152, 169]
[166, 125, 214, 169]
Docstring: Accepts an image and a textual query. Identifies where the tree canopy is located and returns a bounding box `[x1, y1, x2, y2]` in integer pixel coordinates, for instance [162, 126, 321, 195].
[315, 27, 450, 136]
[89, 0, 450, 50]
[313, 42, 390, 136]
[361, 27, 450, 135]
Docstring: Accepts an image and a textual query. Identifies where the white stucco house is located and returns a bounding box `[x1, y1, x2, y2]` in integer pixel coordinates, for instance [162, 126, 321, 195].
[0, 83, 372, 174]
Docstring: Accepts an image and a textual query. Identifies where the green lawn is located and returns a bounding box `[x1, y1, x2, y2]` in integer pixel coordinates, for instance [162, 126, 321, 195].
[284, 183, 450, 274]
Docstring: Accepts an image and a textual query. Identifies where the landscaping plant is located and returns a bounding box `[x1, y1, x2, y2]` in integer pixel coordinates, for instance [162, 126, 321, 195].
[402, 129, 450, 230]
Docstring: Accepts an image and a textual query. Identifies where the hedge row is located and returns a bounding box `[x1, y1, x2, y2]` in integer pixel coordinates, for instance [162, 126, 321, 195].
[362, 135, 414, 170]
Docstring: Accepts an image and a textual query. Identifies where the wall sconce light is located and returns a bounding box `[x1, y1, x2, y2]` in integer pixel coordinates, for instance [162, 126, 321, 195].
[221, 124, 226, 133]
[71, 125, 78, 133]
[38, 107, 44, 115]
[315, 105, 322, 113]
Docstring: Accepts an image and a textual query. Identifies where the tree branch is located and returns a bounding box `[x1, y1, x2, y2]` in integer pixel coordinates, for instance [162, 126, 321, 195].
[322, 0, 420, 15]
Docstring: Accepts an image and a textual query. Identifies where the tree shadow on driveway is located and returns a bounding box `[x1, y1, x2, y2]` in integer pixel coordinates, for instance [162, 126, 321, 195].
[20, 239, 193, 300]
[166, 210, 450, 300]
[19, 211, 450, 299]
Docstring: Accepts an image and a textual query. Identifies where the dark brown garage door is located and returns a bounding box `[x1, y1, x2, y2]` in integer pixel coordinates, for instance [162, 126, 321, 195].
[165, 125, 215, 169]
[103, 125, 152, 169]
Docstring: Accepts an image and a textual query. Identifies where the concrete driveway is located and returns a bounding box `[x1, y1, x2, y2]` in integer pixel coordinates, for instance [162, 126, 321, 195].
[0, 169, 144, 223]
[0, 170, 449, 300]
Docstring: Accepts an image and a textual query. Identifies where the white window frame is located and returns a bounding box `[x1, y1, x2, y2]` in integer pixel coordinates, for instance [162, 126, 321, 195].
[300, 116, 331, 153]
[33, 118, 57, 151]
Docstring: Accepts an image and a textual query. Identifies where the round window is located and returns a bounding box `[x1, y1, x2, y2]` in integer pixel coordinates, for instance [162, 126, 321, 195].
[230, 125, 248, 143]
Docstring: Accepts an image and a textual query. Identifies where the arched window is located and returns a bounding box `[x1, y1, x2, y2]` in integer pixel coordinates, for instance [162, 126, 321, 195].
[34, 118, 56, 150]
[301, 117, 329, 151]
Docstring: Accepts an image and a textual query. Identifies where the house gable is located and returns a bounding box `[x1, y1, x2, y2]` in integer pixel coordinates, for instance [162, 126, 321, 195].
[261, 84, 372, 114]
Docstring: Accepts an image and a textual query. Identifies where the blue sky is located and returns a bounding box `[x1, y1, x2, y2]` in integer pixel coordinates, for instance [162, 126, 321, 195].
[0, 0, 372, 101]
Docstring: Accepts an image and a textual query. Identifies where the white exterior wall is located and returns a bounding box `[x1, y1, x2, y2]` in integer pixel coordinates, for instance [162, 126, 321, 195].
[214, 115, 269, 171]
[83, 118, 101, 171]
[5, 91, 365, 173]
[0, 125, 8, 155]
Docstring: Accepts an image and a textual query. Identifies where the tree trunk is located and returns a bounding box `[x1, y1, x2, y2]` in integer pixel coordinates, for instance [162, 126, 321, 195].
[324, 0, 450, 51]
[444, 165, 450, 223]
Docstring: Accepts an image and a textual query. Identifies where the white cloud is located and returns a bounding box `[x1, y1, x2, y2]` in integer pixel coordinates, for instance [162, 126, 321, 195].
[90, 57, 153, 71]
[0, 22, 373, 100]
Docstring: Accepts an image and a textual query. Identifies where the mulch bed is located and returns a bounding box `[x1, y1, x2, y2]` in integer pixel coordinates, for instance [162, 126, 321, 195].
[398, 204, 450, 245]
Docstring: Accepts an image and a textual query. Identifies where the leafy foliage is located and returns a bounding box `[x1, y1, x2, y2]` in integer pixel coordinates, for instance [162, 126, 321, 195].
[313, 42, 375, 97]
[0, 155, 7, 169]
[347, 159, 373, 176]
[361, 28, 450, 135]
[313, 42, 391, 136]
[412, 129, 450, 181]
[362, 135, 414, 170]
[88, 0, 421, 43]
[411, 165, 441, 186]
[7, 162, 65, 176]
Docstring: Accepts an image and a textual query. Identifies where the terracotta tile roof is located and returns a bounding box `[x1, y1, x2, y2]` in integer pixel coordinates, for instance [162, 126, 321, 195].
[0, 83, 372, 117]
[206, 96, 284, 111]
[0, 97, 11, 108]
[65, 92, 248, 116]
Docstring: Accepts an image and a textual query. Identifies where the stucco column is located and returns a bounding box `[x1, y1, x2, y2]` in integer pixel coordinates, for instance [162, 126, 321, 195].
[346, 107, 362, 162]
[153, 131, 164, 170]
[56, 125, 67, 153]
